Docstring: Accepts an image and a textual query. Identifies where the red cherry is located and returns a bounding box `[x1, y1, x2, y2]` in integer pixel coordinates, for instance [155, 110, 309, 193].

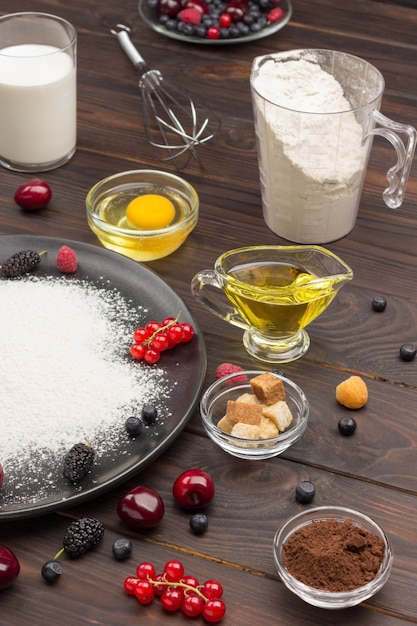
[14, 178, 52, 210]
[0, 546, 20, 590]
[117, 485, 165, 529]
[0, 463, 4, 489]
[157, 0, 182, 17]
[173, 469, 215, 509]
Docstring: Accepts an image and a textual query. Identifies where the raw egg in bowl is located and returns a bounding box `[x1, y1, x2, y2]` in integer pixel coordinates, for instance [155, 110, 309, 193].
[86, 169, 199, 261]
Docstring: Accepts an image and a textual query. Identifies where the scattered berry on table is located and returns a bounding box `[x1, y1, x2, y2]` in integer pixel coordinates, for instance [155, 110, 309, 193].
[1, 249, 44, 278]
[295, 480, 316, 503]
[123, 559, 226, 622]
[62, 517, 105, 559]
[56, 245, 78, 274]
[41, 559, 63, 583]
[112, 538, 133, 561]
[173, 468, 215, 509]
[399, 343, 417, 362]
[117, 485, 165, 529]
[214, 362, 247, 382]
[338, 416, 357, 436]
[130, 315, 195, 364]
[14, 178, 52, 210]
[63, 441, 96, 483]
[125, 416, 143, 436]
[335, 375, 368, 409]
[142, 403, 158, 425]
[0, 545, 20, 590]
[190, 513, 209, 534]
[372, 295, 387, 312]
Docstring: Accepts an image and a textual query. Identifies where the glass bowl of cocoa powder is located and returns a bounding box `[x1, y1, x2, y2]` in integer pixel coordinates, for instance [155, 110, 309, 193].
[273, 506, 393, 609]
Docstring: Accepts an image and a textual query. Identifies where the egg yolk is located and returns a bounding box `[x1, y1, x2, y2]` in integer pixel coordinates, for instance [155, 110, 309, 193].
[125, 194, 176, 230]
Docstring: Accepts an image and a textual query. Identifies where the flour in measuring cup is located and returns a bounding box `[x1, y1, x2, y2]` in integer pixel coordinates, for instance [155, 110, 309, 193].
[252, 57, 368, 243]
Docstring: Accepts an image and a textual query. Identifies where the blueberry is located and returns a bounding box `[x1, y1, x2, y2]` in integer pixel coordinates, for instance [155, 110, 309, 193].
[142, 404, 158, 425]
[41, 559, 63, 583]
[372, 296, 387, 312]
[112, 538, 133, 561]
[295, 480, 316, 503]
[125, 416, 143, 437]
[338, 416, 357, 436]
[400, 343, 417, 361]
[190, 513, 208, 535]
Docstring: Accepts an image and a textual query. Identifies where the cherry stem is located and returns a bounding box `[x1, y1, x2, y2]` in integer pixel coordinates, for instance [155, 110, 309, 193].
[53, 548, 65, 560]
[144, 312, 182, 346]
[142, 575, 208, 601]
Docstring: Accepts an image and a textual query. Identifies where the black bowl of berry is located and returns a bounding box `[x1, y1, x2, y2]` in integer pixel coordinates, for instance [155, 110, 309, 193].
[139, 0, 292, 44]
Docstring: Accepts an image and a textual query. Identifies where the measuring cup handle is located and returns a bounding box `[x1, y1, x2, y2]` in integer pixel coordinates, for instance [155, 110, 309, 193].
[367, 110, 417, 209]
[191, 270, 249, 330]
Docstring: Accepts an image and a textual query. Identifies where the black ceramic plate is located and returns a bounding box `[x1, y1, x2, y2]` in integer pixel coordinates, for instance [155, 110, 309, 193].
[0, 235, 206, 520]
[138, 0, 292, 45]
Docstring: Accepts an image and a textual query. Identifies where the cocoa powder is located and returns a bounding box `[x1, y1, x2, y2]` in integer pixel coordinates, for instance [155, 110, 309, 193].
[283, 518, 385, 592]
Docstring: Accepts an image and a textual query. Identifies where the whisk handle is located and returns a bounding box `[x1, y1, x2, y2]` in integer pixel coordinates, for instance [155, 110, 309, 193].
[112, 25, 147, 73]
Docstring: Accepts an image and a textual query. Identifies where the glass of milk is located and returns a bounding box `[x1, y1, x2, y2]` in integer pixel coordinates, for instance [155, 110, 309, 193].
[250, 49, 416, 244]
[0, 12, 77, 172]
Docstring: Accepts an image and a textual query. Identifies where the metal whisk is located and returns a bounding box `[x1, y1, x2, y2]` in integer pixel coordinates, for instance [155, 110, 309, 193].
[111, 24, 220, 169]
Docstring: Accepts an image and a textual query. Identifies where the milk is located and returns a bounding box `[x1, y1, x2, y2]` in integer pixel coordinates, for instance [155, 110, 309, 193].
[0, 44, 76, 169]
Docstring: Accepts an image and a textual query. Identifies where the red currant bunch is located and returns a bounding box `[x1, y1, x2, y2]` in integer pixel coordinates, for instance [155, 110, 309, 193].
[123, 559, 226, 623]
[129, 315, 195, 365]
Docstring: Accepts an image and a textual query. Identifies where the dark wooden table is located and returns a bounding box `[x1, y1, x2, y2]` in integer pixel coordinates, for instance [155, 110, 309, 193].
[1, 0, 417, 624]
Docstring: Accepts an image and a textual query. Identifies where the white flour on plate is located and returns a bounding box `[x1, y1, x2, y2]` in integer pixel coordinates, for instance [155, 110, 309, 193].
[252, 57, 368, 243]
[0, 276, 172, 505]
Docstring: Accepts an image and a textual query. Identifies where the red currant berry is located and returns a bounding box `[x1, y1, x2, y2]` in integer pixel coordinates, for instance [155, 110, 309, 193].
[163, 559, 185, 582]
[134, 579, 155, 604]
[219, 12, 232, 27]
[145, 321, 161, 335]
[180, 322, 194, 342]
[182, 594, 204, 617]
[182, 574, 200, 589]
[144, 348, 160, 364]
[161, 588, 183, 611]
[202, 579, 224, 599]
[136, 561, 156, 580]
[202, 598, 226, 623]
[167, 323, 184, 344]
[130, 343, 146, 360]
[133, 327, 148, 343]
[207, 25, 221, 39]
[161, 316, 176, 326]
[123, 576, 139, 595]
[153, 573, 166, 596]
[151, 333, 169, 352]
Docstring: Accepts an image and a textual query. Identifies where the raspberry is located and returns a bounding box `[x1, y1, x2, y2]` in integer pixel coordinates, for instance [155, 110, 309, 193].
[56, 245, 77, 274]
[215, 363, 247, 383]
[336, 375, 368, 409]
[267, 7, 284, 22]
[178, 8, 201, 24]
[63, 517, 104, 559]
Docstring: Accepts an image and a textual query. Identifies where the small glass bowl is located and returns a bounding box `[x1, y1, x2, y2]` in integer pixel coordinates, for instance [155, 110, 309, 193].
[200, 370, 309, 460]
[86, 169, 199, 262]
[273, 506, 394, 609]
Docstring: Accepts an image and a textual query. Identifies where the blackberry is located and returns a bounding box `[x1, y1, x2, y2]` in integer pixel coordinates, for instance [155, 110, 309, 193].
[2, 249, 43, 278]
[63, 441, 96, 483]
[63, 517, 104, 559]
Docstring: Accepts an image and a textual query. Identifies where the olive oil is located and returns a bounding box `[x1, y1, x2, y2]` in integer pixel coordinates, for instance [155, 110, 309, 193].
[223, 261, 336, 337]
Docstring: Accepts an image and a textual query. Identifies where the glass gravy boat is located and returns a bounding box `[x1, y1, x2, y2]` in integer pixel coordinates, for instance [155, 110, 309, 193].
[191, 245, 353, 363]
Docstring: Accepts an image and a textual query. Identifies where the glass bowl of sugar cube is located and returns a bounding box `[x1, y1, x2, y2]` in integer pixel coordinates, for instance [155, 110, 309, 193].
[200, 371, 309, 460]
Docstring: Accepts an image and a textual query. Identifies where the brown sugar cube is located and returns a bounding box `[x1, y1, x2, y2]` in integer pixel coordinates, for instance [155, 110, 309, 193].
[217, 415, 234, 434]
[236, 392, 260, 405]
[250, 372, 286, 405]
[259, 416, 279, 439]
[261, 400, 293, 432]
[231, 422, 261, 440]
[226, 400, 263, 426]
